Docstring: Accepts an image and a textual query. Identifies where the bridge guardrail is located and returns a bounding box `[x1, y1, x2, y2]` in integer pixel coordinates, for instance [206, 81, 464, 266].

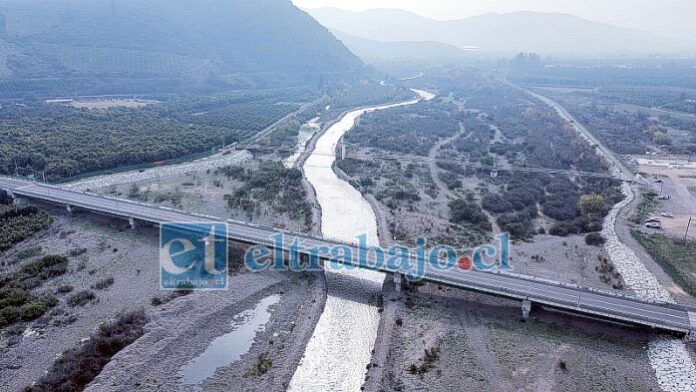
[3, 176, 694, 333]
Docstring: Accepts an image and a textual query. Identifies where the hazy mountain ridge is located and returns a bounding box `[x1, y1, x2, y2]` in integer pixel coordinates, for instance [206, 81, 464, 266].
[0, 0, 363, 92]
[307, 7, 695, 56]
[330, 29, 469, 61]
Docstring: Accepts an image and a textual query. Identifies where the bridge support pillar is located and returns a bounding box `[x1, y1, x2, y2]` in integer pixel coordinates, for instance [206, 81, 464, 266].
[684, 332, 696, 343]
[394, 273, 403, 292]
[129, 217, 136, 230]
[7, 191, 17, 205]
[521, 299, 532, 320]
[66, 204, 73, 214]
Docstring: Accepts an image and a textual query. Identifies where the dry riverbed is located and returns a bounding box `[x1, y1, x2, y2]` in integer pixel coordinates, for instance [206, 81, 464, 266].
[0, 208, 162, 390]
[366, 281, 663, 392]
[88, 270, 325, 392]
[91, 155, 312, 233]
[0, 205, 326, 391]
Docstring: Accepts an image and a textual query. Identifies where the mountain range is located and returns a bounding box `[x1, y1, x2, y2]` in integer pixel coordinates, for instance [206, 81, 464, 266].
[330, 30, 470, 61]
[0, 0, 363, 95]
[307, 8, 696, 57]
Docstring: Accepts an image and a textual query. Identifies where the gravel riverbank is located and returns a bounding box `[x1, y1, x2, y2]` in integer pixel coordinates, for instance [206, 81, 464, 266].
[603, 182, 696, 391]
[66, 151, 252, 192]
[87, 270, 326, 392]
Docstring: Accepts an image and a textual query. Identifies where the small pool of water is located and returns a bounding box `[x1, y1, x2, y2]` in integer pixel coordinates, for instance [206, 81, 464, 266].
[179, 294, 280, 385]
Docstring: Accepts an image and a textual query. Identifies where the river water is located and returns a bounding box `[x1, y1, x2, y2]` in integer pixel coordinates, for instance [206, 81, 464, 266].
[179, 294, 280, 386]
[283, 117, 321, 169]
[288, 89, 434, 391]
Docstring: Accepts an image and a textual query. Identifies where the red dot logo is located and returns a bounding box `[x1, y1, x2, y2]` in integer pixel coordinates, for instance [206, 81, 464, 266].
[458, 256, 473, 272]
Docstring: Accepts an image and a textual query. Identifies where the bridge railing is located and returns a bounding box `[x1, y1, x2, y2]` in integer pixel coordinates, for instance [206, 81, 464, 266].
[3, 177, 695, 332]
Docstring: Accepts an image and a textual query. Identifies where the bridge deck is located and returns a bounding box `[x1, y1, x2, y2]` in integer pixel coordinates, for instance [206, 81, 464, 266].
[1, 176, 695, 334]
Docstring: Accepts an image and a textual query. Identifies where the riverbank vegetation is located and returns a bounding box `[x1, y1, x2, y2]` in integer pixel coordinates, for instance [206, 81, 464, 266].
[218, 162, 313, 230]
[0, 195, 52, 253]
[434, 77, 621, 240]
[0, 255, 67, 328]
[344, 103, 459, 156]
[337, 72, 622, 244]
[25, 309, 149, 391]
[329, 82, 413, 111]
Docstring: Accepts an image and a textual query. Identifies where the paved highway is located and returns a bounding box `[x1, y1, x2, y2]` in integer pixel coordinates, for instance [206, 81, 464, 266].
[1, 176, 695, 335]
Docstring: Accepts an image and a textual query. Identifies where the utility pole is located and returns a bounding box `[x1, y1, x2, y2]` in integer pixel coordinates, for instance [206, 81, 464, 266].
[684, 217, 692, 247]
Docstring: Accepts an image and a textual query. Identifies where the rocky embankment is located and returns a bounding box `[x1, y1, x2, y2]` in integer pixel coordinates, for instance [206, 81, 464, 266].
[603, 182, 696, 391]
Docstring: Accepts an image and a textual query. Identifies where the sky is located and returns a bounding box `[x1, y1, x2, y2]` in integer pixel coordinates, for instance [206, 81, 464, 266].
[291, 0, 696, 38]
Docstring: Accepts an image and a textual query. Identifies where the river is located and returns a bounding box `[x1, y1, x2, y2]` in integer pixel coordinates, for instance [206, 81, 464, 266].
[288, 89, 435, 391]
[283, 117, 321, 169]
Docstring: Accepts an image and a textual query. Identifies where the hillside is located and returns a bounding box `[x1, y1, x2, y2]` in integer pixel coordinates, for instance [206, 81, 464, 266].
[0, 0, 363, 97]
[331, 30, 469, 62]
[307, 8, 694, 57]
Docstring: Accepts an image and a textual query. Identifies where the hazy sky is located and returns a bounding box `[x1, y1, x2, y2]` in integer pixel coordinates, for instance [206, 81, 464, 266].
[292, 0, 695, 38]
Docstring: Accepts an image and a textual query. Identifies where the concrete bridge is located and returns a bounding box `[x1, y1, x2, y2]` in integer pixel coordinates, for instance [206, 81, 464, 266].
[1, 176, 695, 338]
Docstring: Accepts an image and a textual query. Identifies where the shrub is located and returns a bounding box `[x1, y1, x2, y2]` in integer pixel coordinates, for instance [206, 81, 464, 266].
[67, 290, 96, 307]
[482, 193, 514, 213]
[20, 277, 42, 290]
[408, 364, 418, 374]
[67, 248, 87, 257]
[558, 360, 568, 371]
[0, 287, 32, 308]
[449, 199, 492, 232]
[0, 206, 52, 252]
[20, 303, 47, 321]
[16, 246, 42, 260]
[585, 232, 606, 246]
[27, 310, 149, 391]
[56, 285, 74, 294]
[246, 353, 273, 376]
[0, 306, 20, 327]
[21, 255, 69, 280]
[578, 194, 608, 216]
[0, 287, 57, 327]
[39, 292, 59, 308]
[0, 190, 11, 205]
[91, 277, 115, 290]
